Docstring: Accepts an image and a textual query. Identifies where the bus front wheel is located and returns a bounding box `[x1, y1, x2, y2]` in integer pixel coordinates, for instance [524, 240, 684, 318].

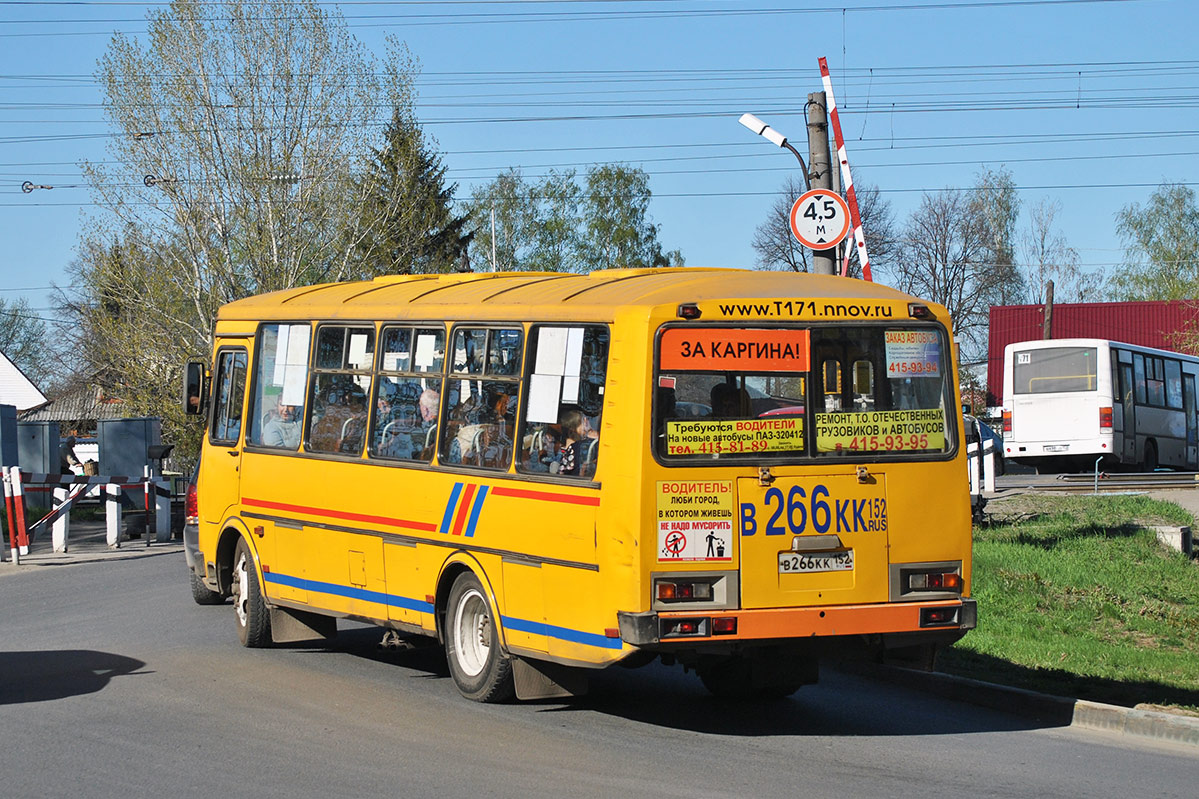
[233, 538, 271, 647]
[444, 572, 514, 703]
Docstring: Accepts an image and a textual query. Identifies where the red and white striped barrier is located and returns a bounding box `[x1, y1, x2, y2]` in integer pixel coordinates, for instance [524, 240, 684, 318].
[2, 469, 172, 562]
[819, 57, 872, 283]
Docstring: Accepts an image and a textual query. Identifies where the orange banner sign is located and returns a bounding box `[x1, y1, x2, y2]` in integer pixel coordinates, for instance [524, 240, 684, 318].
[660, 328, 810, 373]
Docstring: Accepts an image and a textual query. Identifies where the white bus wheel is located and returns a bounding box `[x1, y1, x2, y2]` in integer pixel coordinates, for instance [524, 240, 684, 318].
[232, 538, 271, 647]
[444, 572, 514, 703]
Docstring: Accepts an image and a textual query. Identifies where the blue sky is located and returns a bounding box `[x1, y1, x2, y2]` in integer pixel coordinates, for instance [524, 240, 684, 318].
[2, 0, 1196, 328]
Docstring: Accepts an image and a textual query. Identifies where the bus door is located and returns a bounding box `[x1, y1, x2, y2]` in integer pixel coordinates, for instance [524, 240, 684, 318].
[201, 345, 249, 537]
[1119, 363, 1136, 463]
[1185, 374, 1197, 469]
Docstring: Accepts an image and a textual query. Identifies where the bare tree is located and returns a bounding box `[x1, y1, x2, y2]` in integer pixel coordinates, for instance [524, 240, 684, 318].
[970, 167, 1026, 305]
[751, 177, 897, 278]
[888, 189, 998, 362]
[67, 0, 418, 456]
[751, 175, 810, 272]
[1020, 198, 1102, 304]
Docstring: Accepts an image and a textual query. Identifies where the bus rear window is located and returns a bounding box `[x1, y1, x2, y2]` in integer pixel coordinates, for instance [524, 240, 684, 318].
[655, 326, 953, 461]
[1013, 347, 1097, 394]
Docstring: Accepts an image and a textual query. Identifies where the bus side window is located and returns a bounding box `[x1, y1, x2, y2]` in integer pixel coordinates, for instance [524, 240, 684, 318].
[518, 325, 609, 479]
[211, 348, 247, 445]
[247, 323, 310, 450]
[441, 327, 522, 470]
[371, 326, 445, 462]
[306, 325, 374, 455]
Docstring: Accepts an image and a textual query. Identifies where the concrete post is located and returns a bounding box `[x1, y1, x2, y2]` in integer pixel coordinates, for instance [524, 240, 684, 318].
[156, 479, 171, 543]
[106, 483, 122, 548]
[52, 486, 70, 552]
[806, 91, 836, 275]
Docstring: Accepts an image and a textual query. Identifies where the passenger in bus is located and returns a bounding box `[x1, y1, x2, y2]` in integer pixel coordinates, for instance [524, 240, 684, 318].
[263, 397, 302, 449]
[455, 388, 512, 466]
[416, 388, 440, 459]
[558, 407, 597, 477]
[710, 382, 748, 418]
[310, 383, 367, 453]
[338, 389, 369, 454]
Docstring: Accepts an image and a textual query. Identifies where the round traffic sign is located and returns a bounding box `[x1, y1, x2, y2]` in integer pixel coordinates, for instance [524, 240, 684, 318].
[789, 189, 850, 250]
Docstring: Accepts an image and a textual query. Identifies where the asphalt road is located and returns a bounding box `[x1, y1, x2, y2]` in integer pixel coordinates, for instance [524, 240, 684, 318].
[1, 550, 1195, 799]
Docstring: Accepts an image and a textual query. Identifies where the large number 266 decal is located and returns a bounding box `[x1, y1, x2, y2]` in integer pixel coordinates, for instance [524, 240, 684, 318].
[740, 484, 887, 536]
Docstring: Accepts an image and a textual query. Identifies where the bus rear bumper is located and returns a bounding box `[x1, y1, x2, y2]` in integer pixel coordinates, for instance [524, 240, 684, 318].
[618, 598, 976, 646]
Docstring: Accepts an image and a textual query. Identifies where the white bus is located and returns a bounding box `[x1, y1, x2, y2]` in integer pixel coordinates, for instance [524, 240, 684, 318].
[1002, 338, 1199, 473]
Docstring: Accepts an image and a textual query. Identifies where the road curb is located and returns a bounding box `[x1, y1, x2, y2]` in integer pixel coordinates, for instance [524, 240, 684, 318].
[841, 662, 1199, 748]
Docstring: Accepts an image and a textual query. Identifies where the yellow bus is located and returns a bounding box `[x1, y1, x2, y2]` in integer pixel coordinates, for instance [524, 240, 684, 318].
[184, 268, 975, 701]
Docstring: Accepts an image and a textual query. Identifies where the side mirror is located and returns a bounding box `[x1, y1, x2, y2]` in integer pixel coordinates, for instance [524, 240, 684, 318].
[961, 403, 972, 416]
[183, 360, 208, 416]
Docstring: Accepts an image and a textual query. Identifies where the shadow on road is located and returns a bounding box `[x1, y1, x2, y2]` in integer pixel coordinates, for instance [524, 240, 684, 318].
[939, 649, 1199, 710]
[0, 650, 147, 705]
[323, 627, 1058, 738]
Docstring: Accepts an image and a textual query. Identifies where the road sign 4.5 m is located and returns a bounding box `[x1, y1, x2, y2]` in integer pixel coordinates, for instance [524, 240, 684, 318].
[790, 189, 850, 251]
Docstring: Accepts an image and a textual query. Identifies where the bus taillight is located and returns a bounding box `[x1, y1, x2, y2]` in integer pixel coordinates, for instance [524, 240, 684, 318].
[661, 618, 708, 638]
[1099, 407, 1113, 429]
[656, 580, 714, 602]
[185, 480, 198, 523]
[908, 572, 962, 593]
[1002, 410, 1012, 434]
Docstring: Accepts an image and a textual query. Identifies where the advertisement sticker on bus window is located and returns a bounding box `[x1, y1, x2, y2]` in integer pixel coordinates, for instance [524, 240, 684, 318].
[414, 334, 437, 371]
[656, 481, 734, 562]
[535, 327, 569, 375]
[526, 373, 562, 424]
[275, 324, 310, 406]
[665, 418, 804, 456]
[813, 409, 946, 452]
[660, 328, 810, 373]
[883, 330, 940, 377]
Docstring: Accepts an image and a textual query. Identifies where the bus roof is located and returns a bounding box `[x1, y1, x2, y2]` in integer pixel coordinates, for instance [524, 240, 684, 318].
[216, 268, 931, 322]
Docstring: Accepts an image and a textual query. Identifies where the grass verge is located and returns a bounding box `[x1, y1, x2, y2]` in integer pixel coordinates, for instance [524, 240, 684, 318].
[937, 493, 1199, 712]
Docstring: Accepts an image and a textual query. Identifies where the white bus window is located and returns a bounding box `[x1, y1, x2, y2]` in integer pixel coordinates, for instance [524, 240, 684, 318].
[372, 324, 445, 462]
[307, 325, 373, 455]
[441, 327, 522, 470]
[519, 325, 609, 478]
[248, 323, 310, 450]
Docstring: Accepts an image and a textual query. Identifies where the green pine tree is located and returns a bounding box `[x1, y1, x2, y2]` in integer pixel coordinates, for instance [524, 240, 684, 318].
[354, 108, 472, 275]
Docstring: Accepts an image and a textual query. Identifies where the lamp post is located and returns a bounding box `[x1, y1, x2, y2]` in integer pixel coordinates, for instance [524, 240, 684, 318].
[738, 113, 811, 191]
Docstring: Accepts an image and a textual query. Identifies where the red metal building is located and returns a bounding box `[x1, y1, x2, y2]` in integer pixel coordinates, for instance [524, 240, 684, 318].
[987, 300, 1199, 406]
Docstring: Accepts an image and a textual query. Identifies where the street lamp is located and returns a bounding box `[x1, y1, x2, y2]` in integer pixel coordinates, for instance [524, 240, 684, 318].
[738, 113, 810, 190]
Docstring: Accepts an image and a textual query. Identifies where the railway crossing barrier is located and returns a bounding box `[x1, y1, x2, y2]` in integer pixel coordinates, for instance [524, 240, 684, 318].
[2, 466, 171, 564]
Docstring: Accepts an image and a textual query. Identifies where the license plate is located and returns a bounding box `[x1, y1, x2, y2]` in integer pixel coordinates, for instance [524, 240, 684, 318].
[778, 550, 854, 574]
[1043, 444, 1068, 453]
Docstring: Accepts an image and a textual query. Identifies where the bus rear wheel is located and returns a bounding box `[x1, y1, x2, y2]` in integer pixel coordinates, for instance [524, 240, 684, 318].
[232, 538, 271, 647]
[189, 569, 225, 605]
[1143, 440, 1159, 472]
[444, 572, 514, 703]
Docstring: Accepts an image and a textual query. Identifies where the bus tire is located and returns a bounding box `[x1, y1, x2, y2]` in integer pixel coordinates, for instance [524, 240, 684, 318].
[444, 571, 514, 703]
[189, 568, 225, 606]
[233, 538, 271, 647]
[1143, 440, 1158, 472]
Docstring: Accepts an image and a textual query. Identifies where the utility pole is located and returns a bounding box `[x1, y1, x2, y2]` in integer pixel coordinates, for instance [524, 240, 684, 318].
[806, 91, 835, 275]
[1042, 280, 1055, 339]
